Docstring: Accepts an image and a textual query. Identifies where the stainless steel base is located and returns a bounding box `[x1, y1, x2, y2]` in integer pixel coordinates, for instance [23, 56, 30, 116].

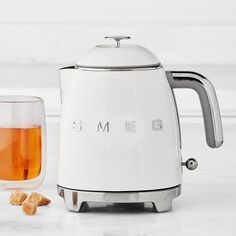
[57, 185, 181, 213]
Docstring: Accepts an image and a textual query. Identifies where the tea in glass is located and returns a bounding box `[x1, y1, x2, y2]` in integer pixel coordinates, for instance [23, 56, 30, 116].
[0, 96, 46, 189]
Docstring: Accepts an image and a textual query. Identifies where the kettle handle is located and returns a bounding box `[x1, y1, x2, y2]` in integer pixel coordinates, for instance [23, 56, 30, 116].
[166, 71, 223, 148]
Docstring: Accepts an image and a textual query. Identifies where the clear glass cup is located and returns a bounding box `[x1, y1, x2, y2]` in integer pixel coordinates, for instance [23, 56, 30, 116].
[0, 96, 46, 189]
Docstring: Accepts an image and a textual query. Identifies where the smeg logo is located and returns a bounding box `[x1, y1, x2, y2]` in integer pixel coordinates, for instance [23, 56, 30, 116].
[72, 120, 163, 132]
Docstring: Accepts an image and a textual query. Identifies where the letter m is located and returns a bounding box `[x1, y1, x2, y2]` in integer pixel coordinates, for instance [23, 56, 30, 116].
[97, 121, 109, 132]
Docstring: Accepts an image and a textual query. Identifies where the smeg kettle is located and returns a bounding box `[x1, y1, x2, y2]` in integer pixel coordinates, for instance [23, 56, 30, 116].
[57, 36, 223, 212]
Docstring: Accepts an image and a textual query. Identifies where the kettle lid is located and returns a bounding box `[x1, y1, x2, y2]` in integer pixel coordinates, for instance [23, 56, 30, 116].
[76, 36, 161, 68]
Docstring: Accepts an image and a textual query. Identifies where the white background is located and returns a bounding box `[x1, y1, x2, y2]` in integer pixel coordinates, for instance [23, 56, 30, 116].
[0, 0, 235, 186]
[0, 0, 236, 117]
[0, 1, 236, 235]
[0, 0, 235, 185]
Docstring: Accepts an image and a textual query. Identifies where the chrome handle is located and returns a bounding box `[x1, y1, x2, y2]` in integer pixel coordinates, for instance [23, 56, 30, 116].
[166, 71, 223, 148]
[105, 36, 131, 48]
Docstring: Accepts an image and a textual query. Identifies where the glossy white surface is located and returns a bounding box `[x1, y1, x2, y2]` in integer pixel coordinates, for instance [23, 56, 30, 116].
[58, 69, 181, 191]
[0, 121, 235, 235]
[76, 44, 159, 67]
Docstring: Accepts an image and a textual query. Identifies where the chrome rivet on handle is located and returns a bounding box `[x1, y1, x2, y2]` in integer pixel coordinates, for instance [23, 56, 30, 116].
[182, 158, 198, 170]
[105, 36, 131, 48]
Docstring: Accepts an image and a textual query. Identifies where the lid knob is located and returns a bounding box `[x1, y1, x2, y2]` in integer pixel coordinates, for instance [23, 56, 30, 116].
[105, 36, 131, 48]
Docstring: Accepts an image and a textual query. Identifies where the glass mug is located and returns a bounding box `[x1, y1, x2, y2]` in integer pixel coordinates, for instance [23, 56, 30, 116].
[0, 96, 46, 189]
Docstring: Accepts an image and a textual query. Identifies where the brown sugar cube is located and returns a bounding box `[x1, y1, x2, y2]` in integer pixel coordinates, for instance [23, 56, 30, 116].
[28, 192, 51, 206]
[22, 200, 37, 216]
[9, 190, 28, 205]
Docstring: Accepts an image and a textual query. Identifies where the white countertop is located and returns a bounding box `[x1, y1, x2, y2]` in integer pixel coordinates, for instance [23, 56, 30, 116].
[0, 183, 235, 236]
[0, 121, 236, 236]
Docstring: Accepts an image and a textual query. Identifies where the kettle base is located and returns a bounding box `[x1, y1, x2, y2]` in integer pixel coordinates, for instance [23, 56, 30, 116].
[57, 185, 181, 213]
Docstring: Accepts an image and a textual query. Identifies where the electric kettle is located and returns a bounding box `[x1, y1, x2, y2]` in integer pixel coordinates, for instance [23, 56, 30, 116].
[57, 36, 223, 212]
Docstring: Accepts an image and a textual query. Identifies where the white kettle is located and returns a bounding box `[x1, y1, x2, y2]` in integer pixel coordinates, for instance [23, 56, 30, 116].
[57, 36, 223, 212]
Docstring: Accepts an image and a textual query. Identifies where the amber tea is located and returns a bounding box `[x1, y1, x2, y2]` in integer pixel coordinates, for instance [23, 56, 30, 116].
[0, 126, 41, 181]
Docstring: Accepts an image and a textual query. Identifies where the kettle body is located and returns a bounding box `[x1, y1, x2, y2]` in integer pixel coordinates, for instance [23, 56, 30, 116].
[58, 67, 182, 191]
[57, 36, 223, 212]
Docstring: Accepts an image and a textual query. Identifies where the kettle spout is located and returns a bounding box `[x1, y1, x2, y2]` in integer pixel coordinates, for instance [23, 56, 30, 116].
[59, 66, 77, 103]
